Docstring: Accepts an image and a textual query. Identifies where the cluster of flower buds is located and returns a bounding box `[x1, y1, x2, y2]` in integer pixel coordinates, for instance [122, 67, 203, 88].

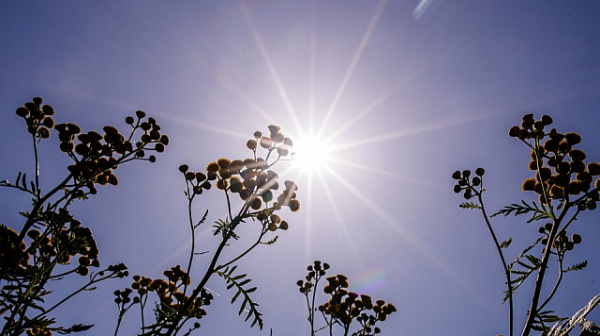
[0, 224, 29, 272]
[538, 222, 582, 251]
[0, 209, 101, 277]
[452, 168, 486, 199]
[128, 265, 213, 320]
[180, 126, 300, 229]
[256, 213, 289, 231]
[246, 125, 293, 157]
[510, 114, 600, 208]
[15, 97, 55, 139]
[50, 108, 168, 194]
[25, 327, 53, 336]
[114, 288, 134, 305]
[12, 98, 163, 189]
[318, 273, 396, 328]
[30, 226, 99, 276]
[101, 263, 129, 278]
[297, 260, 330, 294]
[297, 261, 395, 335]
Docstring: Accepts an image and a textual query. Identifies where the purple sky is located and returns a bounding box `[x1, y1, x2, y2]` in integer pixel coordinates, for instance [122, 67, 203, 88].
[2, 1, 600, 336]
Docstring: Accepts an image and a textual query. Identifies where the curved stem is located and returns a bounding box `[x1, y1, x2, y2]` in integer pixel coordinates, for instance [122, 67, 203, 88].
[182, 180, 196, 300]
[477, 191, 514, 336]
[538, 252, 564, 312]
[221, 226, 268, 269]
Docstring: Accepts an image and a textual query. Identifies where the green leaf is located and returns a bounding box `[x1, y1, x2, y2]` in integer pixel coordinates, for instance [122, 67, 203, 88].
[491, 200, 551, 222]
[215, 266, 263, 330]
[499, 237, 512, 249]
[194, 209, 209, 229]
[565, 260, 588, 273]
[55, 323, 94, 334]
[260, 236, 278, 245]
[459, 202, 481, 210]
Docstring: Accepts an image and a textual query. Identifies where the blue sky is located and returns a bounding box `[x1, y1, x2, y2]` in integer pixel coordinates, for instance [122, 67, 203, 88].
[2, 1, 600, 335]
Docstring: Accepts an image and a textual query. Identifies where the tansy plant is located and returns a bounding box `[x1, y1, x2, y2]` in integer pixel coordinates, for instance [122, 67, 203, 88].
[453, 113, 600, 336]
[0, 97, 396, 336]
[297, 261, 396, 336]
[0, 97, 168, 336]
[112, 124, 303, 336]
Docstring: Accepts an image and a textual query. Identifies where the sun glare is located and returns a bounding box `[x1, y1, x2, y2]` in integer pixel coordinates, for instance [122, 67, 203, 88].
[292, 135, 333, 172]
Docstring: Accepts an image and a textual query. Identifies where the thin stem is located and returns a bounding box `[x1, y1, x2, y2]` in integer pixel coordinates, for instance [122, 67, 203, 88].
[221, 226, 267, 269]
[477, 191, 514, 336]
[310, 276, 320, 336]
[165, 216, 241, 336]
[32, 271, 115, 320]
[537, 252, 564, 312]
[521, 203, 570, 336]
[182, 181, 196, 301]
[33, 134, 41, 198]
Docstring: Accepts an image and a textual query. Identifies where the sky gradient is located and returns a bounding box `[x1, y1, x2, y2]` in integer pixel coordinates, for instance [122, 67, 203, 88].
[2, 1, 600, 336]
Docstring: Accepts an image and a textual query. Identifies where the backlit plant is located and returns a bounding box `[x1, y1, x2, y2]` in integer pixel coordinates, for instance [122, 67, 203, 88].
[0, 97, 167, 336]
[111, 124, 305, 336]
[0, 97, 395, 336]
[453, 113, 600, 336]
[297, 260, 396, 336]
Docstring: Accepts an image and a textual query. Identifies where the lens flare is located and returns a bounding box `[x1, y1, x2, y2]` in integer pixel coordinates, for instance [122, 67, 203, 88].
[292, 135, 333, 172]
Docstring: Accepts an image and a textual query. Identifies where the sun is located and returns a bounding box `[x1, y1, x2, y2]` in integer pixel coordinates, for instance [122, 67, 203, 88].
[291, 134, 334, 173]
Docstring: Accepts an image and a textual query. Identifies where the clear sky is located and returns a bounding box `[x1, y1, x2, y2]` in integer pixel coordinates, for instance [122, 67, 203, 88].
[2, 1, 600, 336]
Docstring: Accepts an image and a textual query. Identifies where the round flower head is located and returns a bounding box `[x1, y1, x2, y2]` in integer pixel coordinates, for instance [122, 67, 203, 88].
[216, 179, 228, 190]
[206, 162, 220, 174]
[268, 125, 281, 134]
[565, 132, 582, 145]
[522, 178, 536, 191]
[260, 137, 274, 149]
[558, 141, 572, 153]
[250, 198, 262, 210]
[217, 158, 231, 169]
[588, 162, 600, 175]
[271, 132, 284, 143]
[571, 160, 585, 173]
[568, 181, 582, 195]
[230, 159, 245, 172]
[541, 115, 553, 126]
[529, 160, 538, 171]
[288, 199, 300, 212]
[229, 177, 243, 193]
[247, 139, 257, 150]
[549, 185, 565, 199]
[544, 139, 559, 153]
[521, 114, 534, 129]
[569, 149, 586, 162]
[508, 126, 520, 137]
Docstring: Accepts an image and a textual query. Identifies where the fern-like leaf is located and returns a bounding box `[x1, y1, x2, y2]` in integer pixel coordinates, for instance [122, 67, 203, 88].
[55, 324, 94, 334]
[565, 260, 588, 273]
[260, 236, 278, 245]
[459, 202, 482, 210]
[502, 237, 543, 303]
[215, 265, 263, 329]
[492, 200, 552, 223]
